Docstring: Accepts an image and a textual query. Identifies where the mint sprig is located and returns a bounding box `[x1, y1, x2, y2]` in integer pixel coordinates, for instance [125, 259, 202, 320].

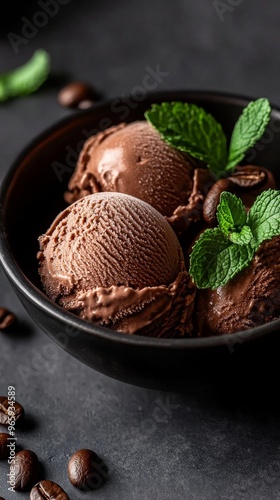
[190, 189, 280, 289]
[189, 227, 254, 289]
[217, 191, 247, 235]
[226, 98, 271, 170]
[229, 225, 253, 245]
[144, 102, 228, 178]
[247, 189, 280, 247]
[145, 98, 271, 179]
[0, 50, 50, 102]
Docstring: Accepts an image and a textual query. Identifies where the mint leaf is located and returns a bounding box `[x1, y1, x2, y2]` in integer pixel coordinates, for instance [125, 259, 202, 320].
[217, 193, 253, 245]
[190, 189, 280, 289]
[145, 98, 271, 179]
[247, 189, 280, 248]
[217, 192, 247, 235]
[0, 50, 50, 102]
[145, 102, 228, 178]
[229, 225, 253, 245]
[189, 228, 255, 289]
[226, 98, 271, 171]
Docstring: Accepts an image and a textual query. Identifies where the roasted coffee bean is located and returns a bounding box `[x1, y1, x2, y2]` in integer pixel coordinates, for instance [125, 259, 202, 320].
[10, 450, 39, 491]
[0, 497, 5, 500]
[0, 432, 9, 459]
[30, 480, 69, 500]
[203, 178, 234, 224]
[58, 82, 96, 108]
[203, 164, 269, 225]
[0, 307, 16, 329]
[229, 165, 267, 189]
[0, 397, 24, 426]
[78, 99, 95, 109]
[68, 448, 108, 490]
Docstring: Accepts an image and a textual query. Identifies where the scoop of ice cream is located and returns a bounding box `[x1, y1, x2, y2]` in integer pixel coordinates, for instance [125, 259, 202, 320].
[195, 236, 280, 336]
[65, 121, 212, 233]
[38, 193, 196, 337]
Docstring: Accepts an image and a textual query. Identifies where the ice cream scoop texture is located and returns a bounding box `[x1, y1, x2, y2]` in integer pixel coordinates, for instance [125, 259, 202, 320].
[65, 121, 212, 233]
[38, 193, 195, 337]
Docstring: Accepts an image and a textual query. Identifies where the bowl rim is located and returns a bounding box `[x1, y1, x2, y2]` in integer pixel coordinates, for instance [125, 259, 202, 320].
[1, 89, 280, 350]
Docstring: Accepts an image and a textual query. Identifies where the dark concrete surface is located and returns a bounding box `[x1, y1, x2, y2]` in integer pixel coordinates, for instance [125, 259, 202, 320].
[1, 1, 280, 498]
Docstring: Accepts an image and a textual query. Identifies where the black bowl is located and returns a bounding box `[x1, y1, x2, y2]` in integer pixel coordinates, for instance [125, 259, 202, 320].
[1, 90, 280, 392]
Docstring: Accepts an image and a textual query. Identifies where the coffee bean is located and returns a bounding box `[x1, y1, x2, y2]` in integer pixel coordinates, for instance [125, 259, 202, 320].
[78, 99, 95, 109]
[229, 165, 267, 189]
[203, 164, 269, 225]
[0, 433, 9, 460]
[0, 307, 16, 329]
[58, 82, 96, 108]
[10, 450, 39, 491]
[30, 480, 69, 500]
[0, 397, 24, 426]
[68, 448, 108, 490]
[0, 497, 5, 500]
[203, 178, 233, 225]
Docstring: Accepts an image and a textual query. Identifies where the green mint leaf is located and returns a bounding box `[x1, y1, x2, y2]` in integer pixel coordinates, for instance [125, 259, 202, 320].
[229, 225, 253, 245]
[217, 192, 253, 245]
[190, 189, 280, 289]
[145, 102, 228, 178]
[189, 228, 255, 289]
[217, 192, 247, 235]
[0, 49, 50, 102]
[247, 189, 280, 248]
[226, 98, 271, 171]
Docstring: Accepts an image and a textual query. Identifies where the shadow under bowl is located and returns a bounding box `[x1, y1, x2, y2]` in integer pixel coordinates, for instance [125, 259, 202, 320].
[1, 90, 280, 392]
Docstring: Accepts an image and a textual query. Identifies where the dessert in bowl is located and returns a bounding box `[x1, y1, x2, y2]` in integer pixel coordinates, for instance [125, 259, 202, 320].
[0, 91, 280, 390]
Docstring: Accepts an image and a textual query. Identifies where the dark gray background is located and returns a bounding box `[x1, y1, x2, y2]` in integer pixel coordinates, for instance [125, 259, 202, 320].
[1, 1, 280, 499]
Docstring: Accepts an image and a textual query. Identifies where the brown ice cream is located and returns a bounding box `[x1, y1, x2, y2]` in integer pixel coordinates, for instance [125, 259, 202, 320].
[195, 236, 280, 336]
[38, 192, 196, 337]
[65, 121, 213, 233]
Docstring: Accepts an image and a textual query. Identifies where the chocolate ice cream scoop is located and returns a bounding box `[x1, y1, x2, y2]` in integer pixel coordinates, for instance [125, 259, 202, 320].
[38, 193, 196, 337]
[195, 236, 280, 336]
[65, 121, 213, 233]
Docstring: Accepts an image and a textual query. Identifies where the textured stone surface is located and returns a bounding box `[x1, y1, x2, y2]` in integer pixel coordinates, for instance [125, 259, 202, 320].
[1, 1, 280, 499]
